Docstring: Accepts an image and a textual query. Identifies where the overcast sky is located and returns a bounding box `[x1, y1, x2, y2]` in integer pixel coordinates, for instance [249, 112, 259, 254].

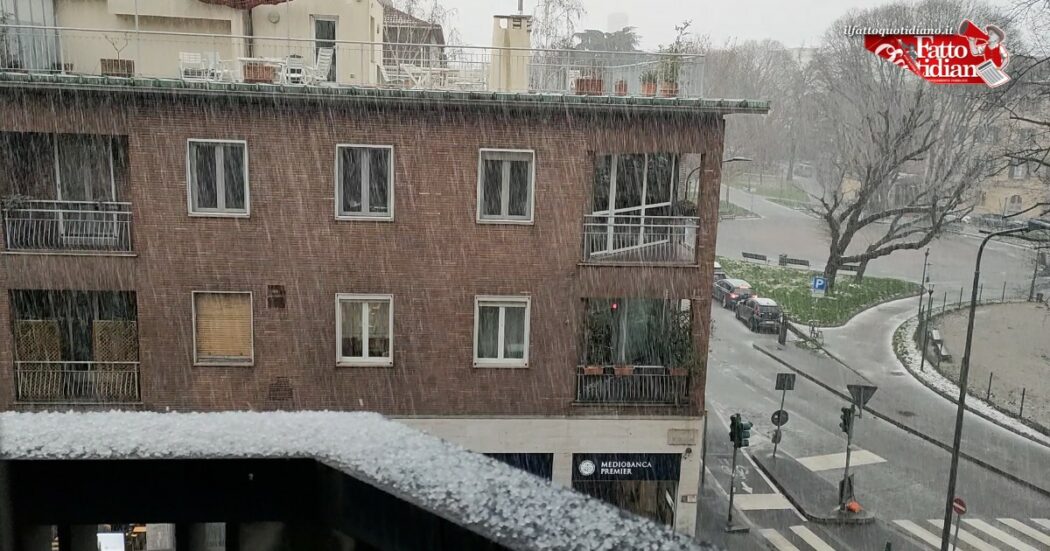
[442, 0, 1013, 50]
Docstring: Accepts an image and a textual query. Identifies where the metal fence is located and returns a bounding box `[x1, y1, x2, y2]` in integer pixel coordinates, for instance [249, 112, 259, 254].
[0, 24, 705, 97]
[582, 215, 699, 264]
[2, 200, 133, 252]
[15, 360, 141, 403]
[574, 366, 689, 406]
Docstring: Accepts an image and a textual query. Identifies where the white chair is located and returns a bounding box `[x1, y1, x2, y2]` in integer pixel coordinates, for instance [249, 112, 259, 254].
[309, 47, 334, 84]
[205, 52, 231, 82]
[179, 52, 209, 81]
[281, 55, 306, 85]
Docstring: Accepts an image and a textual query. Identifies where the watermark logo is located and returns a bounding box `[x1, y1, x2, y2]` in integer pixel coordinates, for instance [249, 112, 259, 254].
[863, 19, 1010, 87]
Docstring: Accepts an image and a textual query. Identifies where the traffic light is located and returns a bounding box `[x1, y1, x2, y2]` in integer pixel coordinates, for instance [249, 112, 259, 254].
[839, 407, 854, 434]
[738, 418, 753, 448]
[729, 413, 752, 448]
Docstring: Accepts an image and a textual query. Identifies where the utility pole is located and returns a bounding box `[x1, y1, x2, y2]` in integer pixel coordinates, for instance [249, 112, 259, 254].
[920, 284, 935, 372]
[918, 248, 930, 319]
[726, 413, 752, 533]
[839, 405, 856, 510]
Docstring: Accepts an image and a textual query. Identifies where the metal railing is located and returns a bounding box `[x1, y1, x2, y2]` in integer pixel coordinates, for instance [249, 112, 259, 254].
[574, 366, 689, 406]
[0, 24, 704, 97]
[2, 200, 133, 252]
[14, 361, 141, 403]
[582, 214, 699, 264]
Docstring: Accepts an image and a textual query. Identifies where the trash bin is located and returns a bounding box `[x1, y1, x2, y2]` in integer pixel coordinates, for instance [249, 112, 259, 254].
[1037, 292, 1044, 303]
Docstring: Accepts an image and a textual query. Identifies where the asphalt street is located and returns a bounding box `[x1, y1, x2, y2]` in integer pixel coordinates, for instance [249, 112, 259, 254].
[700, 192, 1050, 550]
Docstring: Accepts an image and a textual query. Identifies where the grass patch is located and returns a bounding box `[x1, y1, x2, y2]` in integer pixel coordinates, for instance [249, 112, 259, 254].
[717, 257, 921, 326]
[766, 197, 812, 211]
[718, 200, 754, 217]
[725, 174, 810, 202]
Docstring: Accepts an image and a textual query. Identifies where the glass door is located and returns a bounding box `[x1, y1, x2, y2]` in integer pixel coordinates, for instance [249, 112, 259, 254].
[590, 153, 677, 256]
[314, 17, 337, 82]
[54, 134, 117, 247]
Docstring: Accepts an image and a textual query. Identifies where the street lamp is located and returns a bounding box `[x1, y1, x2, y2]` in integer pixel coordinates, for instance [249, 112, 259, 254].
[917, 248, 930, 320]
[938, 216, 1050, 550]
[719, 156, 753, 205]
[919, 283, 934, 372]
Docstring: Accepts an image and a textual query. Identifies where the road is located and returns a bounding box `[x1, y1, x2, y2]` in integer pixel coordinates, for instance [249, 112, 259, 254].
[698, 193, 1050, 549]
[716, 188, 1039, 294]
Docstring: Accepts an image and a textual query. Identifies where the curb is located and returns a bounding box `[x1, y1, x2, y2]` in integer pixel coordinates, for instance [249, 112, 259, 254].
[749, 449, 875, 525]
[893, 312, 1050, 442]
[752, 343, 1050, 500]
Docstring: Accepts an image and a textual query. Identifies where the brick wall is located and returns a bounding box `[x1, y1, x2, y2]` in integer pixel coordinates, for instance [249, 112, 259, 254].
[0, 89, 724, 416]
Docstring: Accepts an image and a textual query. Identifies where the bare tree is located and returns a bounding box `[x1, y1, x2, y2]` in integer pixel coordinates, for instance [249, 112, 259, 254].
[997, 1, 1050, 187]
[808, 0, 1004, 291]
[532, 0, 585, 49]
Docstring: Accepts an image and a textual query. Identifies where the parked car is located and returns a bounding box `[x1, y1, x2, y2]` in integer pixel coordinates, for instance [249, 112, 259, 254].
[713, 278, 753, 309]
[735, 297, 783, 333]
[714, 261, 727, 282]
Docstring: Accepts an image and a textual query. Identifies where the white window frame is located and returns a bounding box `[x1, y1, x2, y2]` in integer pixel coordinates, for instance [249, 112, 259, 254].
[336, 293, 394, 367]
[476, 148, 536, 224]
[191, 290, 254, 366]
[334, 144, 395, 221]
[473, 295, 531, 368]
[186, 139, 250, 217]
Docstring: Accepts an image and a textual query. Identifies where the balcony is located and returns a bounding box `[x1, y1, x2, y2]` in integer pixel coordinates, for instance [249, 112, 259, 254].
[14, 361, 141, 403]
[574, 366, 689, 406]
[582, 215, 698, 264]
[0, 24, 705, 98]
[2, 200, 133, 253]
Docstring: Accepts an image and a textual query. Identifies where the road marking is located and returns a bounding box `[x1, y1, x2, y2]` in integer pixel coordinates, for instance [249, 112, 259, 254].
[893, 520, 941, 548]
[734, 493, 795, 510]
[964, 519, 1039, 551]
[927, 519, 1001, 551]
[1030, 519, 1050, 532]
[997, 519, 1050, 546]
[790, 525, 836, 551]
[795, 449, 886, 472]
[760, 529, 802, 551]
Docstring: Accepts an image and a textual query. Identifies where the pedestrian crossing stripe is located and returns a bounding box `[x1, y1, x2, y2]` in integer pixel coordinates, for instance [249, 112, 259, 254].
[894, 519, 942, 548]
[927, 519, 999, 551]
[999, 519, 1050, 546]
[790, 525, 836, 551]
[759, 528, 801, 551]
[892, 518, 1050, 550]
[964, 519, 1039, 551]
[794, 449, 886, 472]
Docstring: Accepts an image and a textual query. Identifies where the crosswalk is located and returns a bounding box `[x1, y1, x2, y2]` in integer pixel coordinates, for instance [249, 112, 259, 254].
[756, 518, 1050, 551]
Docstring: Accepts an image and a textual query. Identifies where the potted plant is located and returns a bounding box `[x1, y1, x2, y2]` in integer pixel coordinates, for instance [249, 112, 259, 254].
[243, 62, 277, 84]
[658, 55, 680, 97]
[614, 364, 634, 377]
[667, 307, 695, 377]
[575, 66, 605, 96]
[583, 365, 605, 376]
[640, 69, 658, 96]
[614, 79, 628, 96]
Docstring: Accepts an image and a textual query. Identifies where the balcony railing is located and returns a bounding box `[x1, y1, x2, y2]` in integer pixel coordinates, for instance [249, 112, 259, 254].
[582, 215, 699, 264]
[575, 366, 689, 406]
[0, 24, 704, 98]
[2, 200, 133, 252]
[14, 361, 141, 403]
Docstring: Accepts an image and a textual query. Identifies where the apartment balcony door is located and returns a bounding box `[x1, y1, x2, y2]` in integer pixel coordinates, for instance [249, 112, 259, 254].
[589, 153, 677, 257]
[53, 134, 119, 247]
[313, 16, 337, 82]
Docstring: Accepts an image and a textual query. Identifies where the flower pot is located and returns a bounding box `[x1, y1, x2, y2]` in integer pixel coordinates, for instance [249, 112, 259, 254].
[583, 365, 604, 376]
[670, 367, 688, 377]
[613, 365, 634, 377]
[641, 81, 658, 96]
[100, 58, 134, 78]
[614, 80, 628, 96]
[243, 62, 277, 84]
[659, 81, 679, 97]
[575, 77, 605, 96]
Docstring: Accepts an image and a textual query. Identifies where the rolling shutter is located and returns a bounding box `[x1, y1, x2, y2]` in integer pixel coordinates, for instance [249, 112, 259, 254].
[194, 293, 253, 363]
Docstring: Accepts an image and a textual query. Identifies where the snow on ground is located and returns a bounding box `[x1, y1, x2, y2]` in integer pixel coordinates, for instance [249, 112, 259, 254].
[896, 317, 1050, 447]
[0, 411, 707, 551]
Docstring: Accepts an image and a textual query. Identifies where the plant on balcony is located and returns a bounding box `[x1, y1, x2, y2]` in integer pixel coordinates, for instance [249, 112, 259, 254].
[640, 69, 658, 96]
[575, 64, 606, 96]
[584, 305, 613, 373]
[656, 20, 692, 98]
[665, 307, 697, 377]
[2, 193, 31, 210]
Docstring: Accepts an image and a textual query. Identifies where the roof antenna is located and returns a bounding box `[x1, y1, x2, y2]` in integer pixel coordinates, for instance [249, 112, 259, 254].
[518, 0, 524, 14]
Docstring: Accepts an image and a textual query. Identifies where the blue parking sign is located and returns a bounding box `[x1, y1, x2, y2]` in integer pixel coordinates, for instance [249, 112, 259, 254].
[812, 276, 827, 291]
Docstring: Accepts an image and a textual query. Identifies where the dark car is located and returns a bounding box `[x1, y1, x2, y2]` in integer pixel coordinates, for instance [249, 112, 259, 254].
[736, 297, 782, 333]
[713, 278, 753, 309]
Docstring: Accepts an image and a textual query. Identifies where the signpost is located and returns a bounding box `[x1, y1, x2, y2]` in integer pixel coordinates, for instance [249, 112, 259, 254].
[772, 374, 795, 459]
[840, 384, 877, 511]
[951, 497, 966, 551]
[847, 383, 878, 419]
[811, 276, 828, 298]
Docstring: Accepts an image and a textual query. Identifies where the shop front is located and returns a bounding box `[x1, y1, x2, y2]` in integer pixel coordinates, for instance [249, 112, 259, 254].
[571, 453, 681, 526]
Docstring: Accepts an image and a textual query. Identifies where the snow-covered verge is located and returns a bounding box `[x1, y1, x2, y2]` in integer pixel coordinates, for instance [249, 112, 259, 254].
[893, 317, 1050, 447]
[0, 411, 708, 551]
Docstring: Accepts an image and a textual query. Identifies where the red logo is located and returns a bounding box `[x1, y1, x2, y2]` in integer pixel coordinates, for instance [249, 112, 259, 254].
[864, 20, 1010, 87]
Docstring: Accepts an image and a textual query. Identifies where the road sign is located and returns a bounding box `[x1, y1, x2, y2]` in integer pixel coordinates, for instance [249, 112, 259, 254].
[771, 409, 789, 427]
[952, 497, 967, 515]
[811, 276, 828, 297]
[775, 373, 796, 391]
[847, 384, 878, 408]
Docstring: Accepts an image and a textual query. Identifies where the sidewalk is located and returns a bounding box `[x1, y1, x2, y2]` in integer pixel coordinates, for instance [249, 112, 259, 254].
[753, 297, 1050, 498]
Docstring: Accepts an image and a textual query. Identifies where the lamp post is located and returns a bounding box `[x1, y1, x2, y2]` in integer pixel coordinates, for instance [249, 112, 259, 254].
[918, 248, 930, 319]
[939, 216, 1050, 550]
[920, 284, 934, 372]
[720, 156, 753, 205]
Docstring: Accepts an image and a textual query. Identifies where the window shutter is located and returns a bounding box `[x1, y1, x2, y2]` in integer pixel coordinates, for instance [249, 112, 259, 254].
[195, 293, 253, 362]
[93, 320, 139, 362]
[14, 320, 62, 361]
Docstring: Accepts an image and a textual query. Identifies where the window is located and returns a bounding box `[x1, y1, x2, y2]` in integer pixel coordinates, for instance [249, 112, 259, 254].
[336, 145, 393, 219]
[314, 16, 337, 81]
[477, 149, 535, 223]
[583, 298, 691, 367]
[1009, 160, 1027, 180]
[474, 296, 530, 367]
[187, 140, 248, 215]
[336, 294, 393, 366]
[193, 292, 253, 365]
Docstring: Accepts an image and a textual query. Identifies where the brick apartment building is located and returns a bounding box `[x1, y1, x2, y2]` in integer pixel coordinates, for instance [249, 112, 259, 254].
[0, 12, 767, 540]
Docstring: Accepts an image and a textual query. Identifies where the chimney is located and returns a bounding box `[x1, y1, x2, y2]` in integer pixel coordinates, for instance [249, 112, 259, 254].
[489, 15, 533, 92]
